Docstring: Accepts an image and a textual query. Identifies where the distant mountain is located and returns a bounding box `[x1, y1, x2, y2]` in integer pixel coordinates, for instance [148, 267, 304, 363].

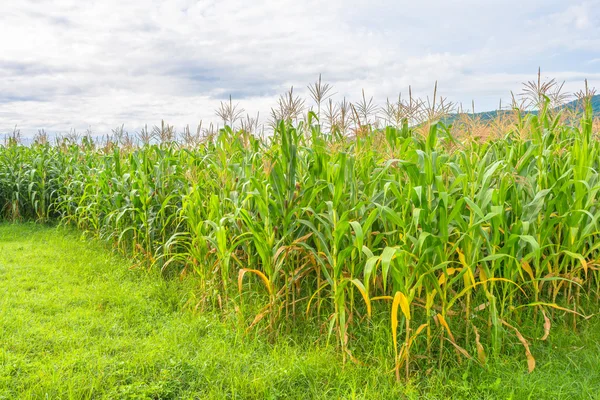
[446, 94, 600, 122]
[561, 94, 600, 114]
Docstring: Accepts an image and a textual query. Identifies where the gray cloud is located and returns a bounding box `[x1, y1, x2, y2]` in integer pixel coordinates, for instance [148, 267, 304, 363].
[1, 0, 600, 136]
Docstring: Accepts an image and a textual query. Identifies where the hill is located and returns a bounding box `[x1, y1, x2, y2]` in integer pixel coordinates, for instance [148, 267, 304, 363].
[447, 94, 600, 122]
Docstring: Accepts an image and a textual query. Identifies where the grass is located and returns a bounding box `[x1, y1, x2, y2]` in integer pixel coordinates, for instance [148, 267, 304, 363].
[1, 223, 599, 399]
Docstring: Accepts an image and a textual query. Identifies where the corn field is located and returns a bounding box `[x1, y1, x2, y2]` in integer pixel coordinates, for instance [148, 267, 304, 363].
[1, 88, 599, 380]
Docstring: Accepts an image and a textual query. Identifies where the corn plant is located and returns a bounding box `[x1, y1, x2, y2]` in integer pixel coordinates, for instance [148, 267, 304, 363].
[1, 88, 599, 381]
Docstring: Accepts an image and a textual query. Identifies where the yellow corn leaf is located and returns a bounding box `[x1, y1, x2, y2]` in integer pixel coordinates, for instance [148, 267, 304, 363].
[437, 314, 469, 362]
[563, 250, 588, 277]
[457, 248, 475, 287]
[437, 313, 456, 342]
[524, 302, 587, 318]
[457, 248, 468, 269]
[371, 295, 394, 301]
[238, 268, 272, 295]
[246, 310, 268, 332]
[397, 323, 429, 368]
[522, 260, 535, 282]
[273, 246, 289, 264]
[479, 266, 488, 282]
[398, 291, 411, 320]
[391, 292, 401, 356]
[502, 320, 535, 373]
[425, 290, 437, 309]
[472, 324, 486, 364]
[293, 232, 313, 244]
[444, 337, 473, 361]
[391, 291, 412, 363]
[540, 310, 551, 341]
[438, 273, 447, 286]
[464, 266, 476, 288]
[439, 268, 460, 285]
[414, 322, 428, 337]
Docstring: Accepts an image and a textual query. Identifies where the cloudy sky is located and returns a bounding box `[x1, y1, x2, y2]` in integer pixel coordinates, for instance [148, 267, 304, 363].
[2, 0, 600, 136]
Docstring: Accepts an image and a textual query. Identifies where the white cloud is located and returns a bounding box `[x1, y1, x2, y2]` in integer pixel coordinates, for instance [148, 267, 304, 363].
[1, 0, 599, 136]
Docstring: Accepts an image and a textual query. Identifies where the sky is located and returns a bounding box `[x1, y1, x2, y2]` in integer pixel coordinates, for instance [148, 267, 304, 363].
[1, 0, 600, 136]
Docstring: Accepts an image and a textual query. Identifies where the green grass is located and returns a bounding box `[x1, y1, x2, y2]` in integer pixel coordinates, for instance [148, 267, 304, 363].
[1, 223, 599, 399]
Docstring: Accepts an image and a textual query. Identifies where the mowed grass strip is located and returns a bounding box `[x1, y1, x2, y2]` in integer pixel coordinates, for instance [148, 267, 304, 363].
[0, 223, 599, 399]
[0, 223, 373, 399]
